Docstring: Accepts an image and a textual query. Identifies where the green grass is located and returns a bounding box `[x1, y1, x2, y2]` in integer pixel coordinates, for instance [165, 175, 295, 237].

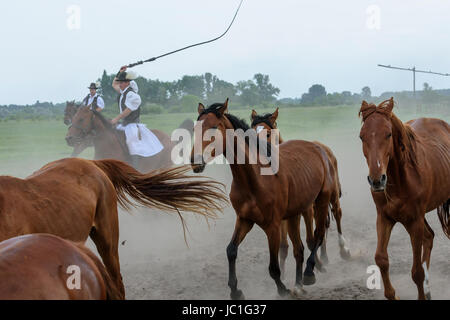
[0, 105, 448, 177]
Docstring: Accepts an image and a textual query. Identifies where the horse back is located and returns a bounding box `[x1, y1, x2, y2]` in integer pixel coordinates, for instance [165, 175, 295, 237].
[0, 234, 107, 299]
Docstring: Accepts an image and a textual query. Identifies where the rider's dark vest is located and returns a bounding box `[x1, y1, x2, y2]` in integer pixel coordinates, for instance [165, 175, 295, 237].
[118, 87, 140, 126]
[83, 94, 100, 109]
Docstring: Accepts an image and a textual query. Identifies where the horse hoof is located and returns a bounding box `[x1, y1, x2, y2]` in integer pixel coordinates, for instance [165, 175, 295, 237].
[340, 248, 351, 260]
[303, 273, 316, 286]
[278, 288, 291, 297]
[425, 292, 432, 300]
[292, 285, 307, 298]
[230, 289, 245, 300]
[316, 265, 327, 273]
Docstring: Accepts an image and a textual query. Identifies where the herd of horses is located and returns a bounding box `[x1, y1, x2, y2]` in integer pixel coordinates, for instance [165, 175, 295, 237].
[0, 97, 448, 300]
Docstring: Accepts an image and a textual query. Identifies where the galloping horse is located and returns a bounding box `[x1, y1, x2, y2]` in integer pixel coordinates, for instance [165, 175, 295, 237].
[359, 98, 450, 300]
[191, 99, 337, 299]
[0, 157, 227, 298]
[0, 234, 122, 300]
[64, 101, 93, 157]
[250, 108, 350, 276]
[65, 105, 194, 172]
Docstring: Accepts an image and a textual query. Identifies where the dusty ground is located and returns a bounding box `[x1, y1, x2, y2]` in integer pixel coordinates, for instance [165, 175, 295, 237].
[83, 135, 450, 300]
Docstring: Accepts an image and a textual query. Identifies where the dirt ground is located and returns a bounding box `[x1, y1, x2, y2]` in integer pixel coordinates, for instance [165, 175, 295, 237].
[85, 136, 450, 300]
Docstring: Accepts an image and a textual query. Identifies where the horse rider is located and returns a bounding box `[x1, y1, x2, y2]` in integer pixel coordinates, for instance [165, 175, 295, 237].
[111, 66, 164, 168]
[82, 82, 105, 112]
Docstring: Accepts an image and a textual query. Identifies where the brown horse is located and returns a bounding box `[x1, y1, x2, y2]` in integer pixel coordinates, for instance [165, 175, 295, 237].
[191, 99, 337, 299]
[0, 157, 227, 299]
[250, 108, 350, 276]
[65, 105, 194, 172]
[64, 101, 93, 157]
[0, 234, 123, 300]
[359, 97, 450, 300]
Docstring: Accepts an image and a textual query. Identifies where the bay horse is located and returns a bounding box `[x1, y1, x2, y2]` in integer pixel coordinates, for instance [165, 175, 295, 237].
[359, 97, 450, 300]
[64, 101, 94, 157]
[250, 108, 350, 276]
[65, 105, 194, 172]
[0, 157, 227, 299]
[190, 99, 337, 299]
[0, 234, 122, 300]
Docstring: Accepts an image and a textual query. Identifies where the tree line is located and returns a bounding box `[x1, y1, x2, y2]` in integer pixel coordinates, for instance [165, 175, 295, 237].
[0, 72, 449, 120]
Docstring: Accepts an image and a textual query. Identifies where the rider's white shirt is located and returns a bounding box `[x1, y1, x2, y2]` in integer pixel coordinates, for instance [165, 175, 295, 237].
[85, 93, 105, 109]
[119, 81, 141, 112]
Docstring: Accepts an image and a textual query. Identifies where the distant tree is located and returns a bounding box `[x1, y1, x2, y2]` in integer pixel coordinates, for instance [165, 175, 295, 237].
[178, 75, 205, 98]
[301, 84, 327, 104]
[361, 86, 371, 100]
[422, 82, 439, 103]
[236, 80, 259, 106]
[253, 73, 280, 102]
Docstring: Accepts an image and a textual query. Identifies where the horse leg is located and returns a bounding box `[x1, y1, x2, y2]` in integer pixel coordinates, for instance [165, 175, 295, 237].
[89, 204, 124, 299]
[265, 224, 290, 297]
[279, 220, 289, 280]
[332, 200, 351, 260]
[421, 219, 434, 300]
[227, 217, 254, 300]
[320, 227, 329, 265]
[304, 203, 328, 285]
[375, 212, 397, 300]
[286, 214, 306, 296]
[405, 218, 426, 300]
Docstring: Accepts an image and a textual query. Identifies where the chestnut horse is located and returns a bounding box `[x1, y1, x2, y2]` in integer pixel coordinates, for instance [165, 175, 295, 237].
[65, 105, 194, 172]
[191, 99, 337, 299]
[359, 98, 450, 300]
[0, 234, 122, 300]
[250, 108, 350, 276]
[0, 157, 227, 298]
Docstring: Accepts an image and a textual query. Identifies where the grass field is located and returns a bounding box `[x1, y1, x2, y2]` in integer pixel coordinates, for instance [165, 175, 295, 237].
[0, 103, 448, 177]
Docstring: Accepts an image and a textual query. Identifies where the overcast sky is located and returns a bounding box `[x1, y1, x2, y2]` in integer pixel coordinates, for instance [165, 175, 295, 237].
[1, 0, 449, 105]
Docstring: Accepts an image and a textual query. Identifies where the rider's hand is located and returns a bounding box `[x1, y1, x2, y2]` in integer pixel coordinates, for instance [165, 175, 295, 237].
[111, 118, 119, 125]
[119, 66, 127, 72]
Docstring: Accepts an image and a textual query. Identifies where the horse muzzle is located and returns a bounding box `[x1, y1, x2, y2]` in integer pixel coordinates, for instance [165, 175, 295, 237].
[191, 155, 206, 173]
[65, 135, 82, 147]
[367, 174, 387, 192]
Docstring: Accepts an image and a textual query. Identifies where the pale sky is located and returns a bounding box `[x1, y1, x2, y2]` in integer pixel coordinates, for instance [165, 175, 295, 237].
[1, 0, 449, 105]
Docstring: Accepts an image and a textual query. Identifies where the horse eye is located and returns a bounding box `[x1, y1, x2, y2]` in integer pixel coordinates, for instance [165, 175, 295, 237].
[359, 135, 363, 141]
[211, 126, 218, 129]
[387, 133, 392, 139]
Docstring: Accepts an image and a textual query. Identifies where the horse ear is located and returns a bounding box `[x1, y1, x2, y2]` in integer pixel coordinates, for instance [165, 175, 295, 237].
[270, 107, 279, 123]
[361, 100, 368, 108]
[251, 109, 257, 120]
[198, 103, 205, 115]
[218, 98, 229, 115]
[386, 97, 394, 113]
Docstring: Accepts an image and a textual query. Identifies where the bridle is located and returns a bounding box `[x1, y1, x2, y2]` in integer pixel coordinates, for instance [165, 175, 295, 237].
[68, 109, 97, 140]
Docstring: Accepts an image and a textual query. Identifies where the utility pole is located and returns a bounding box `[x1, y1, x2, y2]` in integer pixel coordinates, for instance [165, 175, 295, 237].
[377, 64, 449, 112]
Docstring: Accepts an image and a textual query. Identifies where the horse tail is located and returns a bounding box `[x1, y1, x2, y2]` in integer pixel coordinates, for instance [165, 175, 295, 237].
[437, 199, 450, 239]
[92, 159, 227, 219]
[76, 243, 124, 300]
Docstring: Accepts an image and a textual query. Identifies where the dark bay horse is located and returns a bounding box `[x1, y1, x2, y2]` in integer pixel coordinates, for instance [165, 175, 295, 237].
[191, 99, 338, 299]
[0, 158, 227, 298]
[65, 105, 194, 172]
[250, 108, 350, 276]
[359, 98, 450, 300]
[0, 234, 122, 300]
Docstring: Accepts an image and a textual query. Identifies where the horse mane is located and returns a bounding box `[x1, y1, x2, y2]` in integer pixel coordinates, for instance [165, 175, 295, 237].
[92, 108, 115, 131]
[198, 102, 272, 158]
[251, 113, 275, 129]
[359, 99, 418, 166]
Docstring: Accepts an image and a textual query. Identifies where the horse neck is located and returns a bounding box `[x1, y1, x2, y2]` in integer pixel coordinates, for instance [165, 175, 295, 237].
[92, 118, 128, 161]
[222, 118, 266, 189]
[385, 117, 417, 191]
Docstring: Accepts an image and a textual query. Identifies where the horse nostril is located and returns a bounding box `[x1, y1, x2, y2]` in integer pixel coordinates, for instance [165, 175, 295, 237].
[380, 174, 387, 183]
[367, 176, 373, 185]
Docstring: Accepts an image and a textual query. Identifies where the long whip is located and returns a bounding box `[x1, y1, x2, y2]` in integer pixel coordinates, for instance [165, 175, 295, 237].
[126, 0, 244, 68]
